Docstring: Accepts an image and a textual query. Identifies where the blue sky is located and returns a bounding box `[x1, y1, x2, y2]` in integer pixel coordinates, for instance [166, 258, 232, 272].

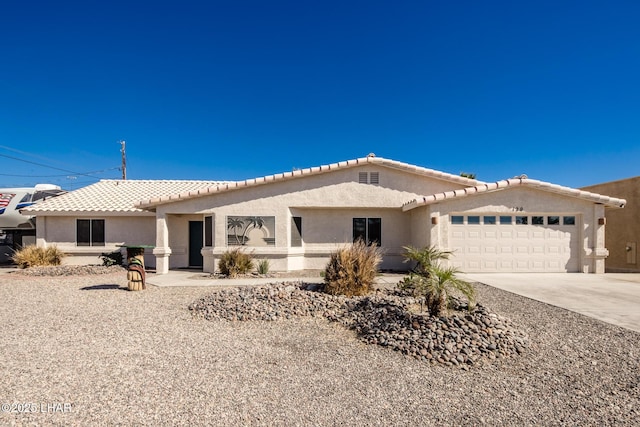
[1, 1, 638, 190]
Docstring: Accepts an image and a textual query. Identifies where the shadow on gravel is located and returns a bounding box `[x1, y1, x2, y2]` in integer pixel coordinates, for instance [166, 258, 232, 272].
[80, 284, 127, 291]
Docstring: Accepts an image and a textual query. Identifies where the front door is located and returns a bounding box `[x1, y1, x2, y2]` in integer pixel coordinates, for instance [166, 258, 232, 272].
[189, 221, 204, 268]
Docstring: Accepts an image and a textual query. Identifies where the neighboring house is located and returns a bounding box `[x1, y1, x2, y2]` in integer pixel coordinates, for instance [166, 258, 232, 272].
[25, 155, 626, 274]
[581, 176, 640, 272]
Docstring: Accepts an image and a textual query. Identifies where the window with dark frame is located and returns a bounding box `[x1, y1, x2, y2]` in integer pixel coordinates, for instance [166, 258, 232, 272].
[291, 216, 302, 247]
[353, 217, 381, 246]
[467, 216, 480, 224]
[451, 216, 464, 224]
[548, 216, 560, 225]
[204, 216, 213, 246]
[499, 216, 512, 224]
[77, 219, 105, 246]
[532, 216, 544, 225]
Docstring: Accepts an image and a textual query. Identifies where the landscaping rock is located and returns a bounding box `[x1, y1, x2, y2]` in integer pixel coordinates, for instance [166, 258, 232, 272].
[189, 282, 530, 367]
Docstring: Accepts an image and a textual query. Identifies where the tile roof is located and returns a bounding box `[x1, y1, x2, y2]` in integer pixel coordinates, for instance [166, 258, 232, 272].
[23, 180, 228, 214]
[402, 178, 627, 211]
[135, 156, 482, 209]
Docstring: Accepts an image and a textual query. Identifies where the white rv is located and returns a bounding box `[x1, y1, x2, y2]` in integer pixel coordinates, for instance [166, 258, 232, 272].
[0, 184, 66, 263]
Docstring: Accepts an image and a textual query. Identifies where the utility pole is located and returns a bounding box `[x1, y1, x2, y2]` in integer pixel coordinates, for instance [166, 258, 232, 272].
[120, 140, 127, 180]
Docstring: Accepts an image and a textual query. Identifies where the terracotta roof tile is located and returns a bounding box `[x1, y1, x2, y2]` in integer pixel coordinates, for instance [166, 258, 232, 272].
[135, 156, 481, 209]
[402, 178, 627, 211]
[23, 179, 228, 214]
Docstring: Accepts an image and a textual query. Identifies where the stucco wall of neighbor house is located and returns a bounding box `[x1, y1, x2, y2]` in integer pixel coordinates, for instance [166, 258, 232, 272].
[154, 164, 466, 273]
[582, 177, 640, 272]
[429, 186, 608, 273]
[36, 214, 156, 267]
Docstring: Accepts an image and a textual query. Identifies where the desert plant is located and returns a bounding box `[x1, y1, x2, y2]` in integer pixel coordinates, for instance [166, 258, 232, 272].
[257, 259, 270, 275]
[425, 265, 476, 315]
[323, 239, 382, 297]
[400, 264, 475, 316]
[11, 245, 65, 269]
[399, 245, 475, 315]
[100, 250, 124, 267]
[402, 245, 452, 277]
[217, 248, 254, 277]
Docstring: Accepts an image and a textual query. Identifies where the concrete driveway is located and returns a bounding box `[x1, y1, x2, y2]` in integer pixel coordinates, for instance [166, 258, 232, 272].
[461, 273, 640, 333]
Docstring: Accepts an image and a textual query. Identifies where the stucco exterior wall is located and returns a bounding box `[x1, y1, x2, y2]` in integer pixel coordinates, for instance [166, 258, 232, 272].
[427, 187, 608, 273]
[582, 177, 640, 272]
[154, 164, 463, 273]
[166, 214, 202, 269]
[36, 214, 156, 266]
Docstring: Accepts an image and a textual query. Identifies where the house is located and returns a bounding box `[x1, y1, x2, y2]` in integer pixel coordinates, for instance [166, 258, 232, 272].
[25, 155, 626, 274]
[581, 176, 640, 272]
[24, 180, 227, 268]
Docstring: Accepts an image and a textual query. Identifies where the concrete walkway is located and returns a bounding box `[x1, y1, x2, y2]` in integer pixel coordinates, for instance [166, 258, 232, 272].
[146, 270, 405, 288]
[461, 273, 640, 333]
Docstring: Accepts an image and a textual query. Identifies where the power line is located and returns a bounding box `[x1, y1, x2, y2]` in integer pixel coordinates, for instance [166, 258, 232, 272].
[0, 153, 119, 178]
[0, 167, 121, 178]
[0, 144, 83, 171]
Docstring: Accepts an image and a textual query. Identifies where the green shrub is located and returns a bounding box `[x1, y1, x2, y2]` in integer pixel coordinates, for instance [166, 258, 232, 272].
[100, 250, 124, 267]
[218, 248, 254, 277]
[11, 245, 65, 269]
[399, 246, 475, 316]
[257, 259, 270, 275]
[323, 239, 382, 297]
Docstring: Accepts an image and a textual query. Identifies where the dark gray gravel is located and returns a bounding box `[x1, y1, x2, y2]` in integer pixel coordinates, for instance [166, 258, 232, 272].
[0, 271, 638, 426]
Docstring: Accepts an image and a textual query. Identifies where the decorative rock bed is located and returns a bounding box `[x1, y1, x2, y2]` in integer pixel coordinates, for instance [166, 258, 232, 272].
[189, 282, 530, 368]
[11, 265, 126, 276]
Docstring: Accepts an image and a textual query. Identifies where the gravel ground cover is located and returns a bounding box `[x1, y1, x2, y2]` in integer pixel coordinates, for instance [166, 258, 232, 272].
[1, 269, 638, 426]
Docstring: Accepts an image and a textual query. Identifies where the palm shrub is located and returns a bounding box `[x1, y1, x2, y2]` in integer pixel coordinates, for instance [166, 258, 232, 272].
[324, 239, 382, 297]
[399, 246, 475, 315]
[423, 265, 475, 315]
[402, 245, 452, 276]
[11, 245, 65, 268]
[217, 248, 254, 277]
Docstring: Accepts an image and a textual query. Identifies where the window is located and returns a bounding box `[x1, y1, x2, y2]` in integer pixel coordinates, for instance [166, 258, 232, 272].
[532, 216, 544, 225]
[77, 219, 105, 246]
[484, 216, 496, 224]
[499, 216, 512, 225]
[451, 216, 464, 225]
[291, 216, 302, 247]
[548, 216, 560, 225]
[563, 216, 576, 225]
[204, 216, 213, 247]
[353, 218, 381, 246]
[468, 216, 480, 224]
[515, 216, 528, 225]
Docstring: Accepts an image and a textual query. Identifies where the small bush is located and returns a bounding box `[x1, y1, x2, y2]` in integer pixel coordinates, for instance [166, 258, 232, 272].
[11, 245, 65, 269]
[218, 248, 254, 277]
[100, 250, 124, 267]
[257, 259, 270, 275]
[324, 239, 382, 297]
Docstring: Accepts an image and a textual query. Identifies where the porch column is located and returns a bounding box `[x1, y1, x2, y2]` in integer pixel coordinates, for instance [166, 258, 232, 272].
[585, 204, 608, 274]
[153, 213, 171, 274]
[592, 204, 608, 274]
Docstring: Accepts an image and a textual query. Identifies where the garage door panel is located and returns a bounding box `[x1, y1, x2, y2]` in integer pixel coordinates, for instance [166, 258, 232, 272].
[450, 215, 579, 273]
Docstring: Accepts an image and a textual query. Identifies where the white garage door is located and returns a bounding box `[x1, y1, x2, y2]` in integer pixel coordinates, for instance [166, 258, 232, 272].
[449, 214, 579, 272]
